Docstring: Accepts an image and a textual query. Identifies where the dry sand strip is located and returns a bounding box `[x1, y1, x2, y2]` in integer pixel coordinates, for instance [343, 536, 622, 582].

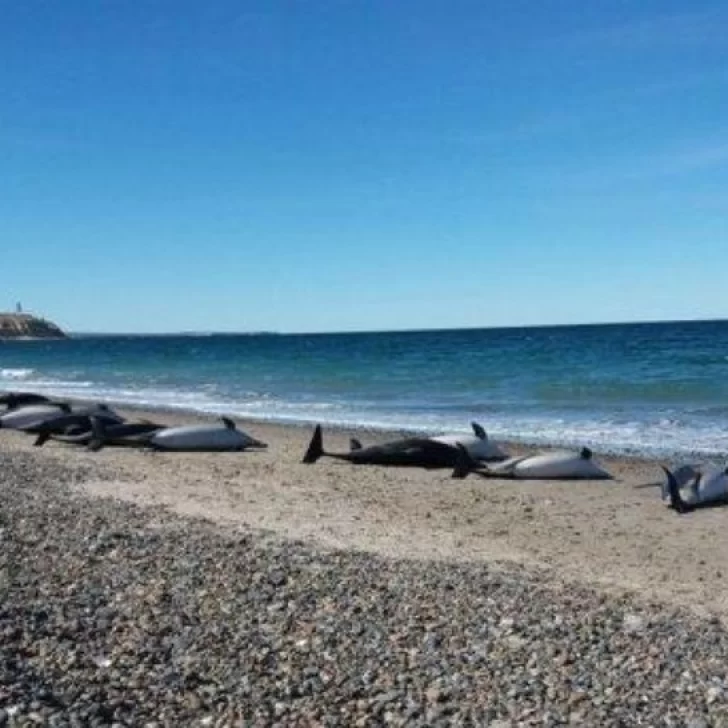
[6, 406, 728, 621]
[1, 441, 728, 726]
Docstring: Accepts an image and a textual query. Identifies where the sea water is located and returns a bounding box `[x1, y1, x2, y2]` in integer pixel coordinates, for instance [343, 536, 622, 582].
[2, 320, 728, 457]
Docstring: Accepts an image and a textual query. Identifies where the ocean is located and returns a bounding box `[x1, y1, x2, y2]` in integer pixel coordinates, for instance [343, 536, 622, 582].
[1, 320, 727, 458]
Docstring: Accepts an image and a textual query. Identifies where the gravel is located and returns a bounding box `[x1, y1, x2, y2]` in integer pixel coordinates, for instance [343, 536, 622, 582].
[2, 450, 728, 726]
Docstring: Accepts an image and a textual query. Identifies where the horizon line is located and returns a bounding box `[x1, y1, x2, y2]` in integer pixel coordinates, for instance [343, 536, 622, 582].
[67, 315, 728, 337]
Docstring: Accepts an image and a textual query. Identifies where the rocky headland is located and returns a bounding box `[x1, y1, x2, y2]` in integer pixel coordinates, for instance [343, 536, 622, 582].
[0, 313, 66, 339]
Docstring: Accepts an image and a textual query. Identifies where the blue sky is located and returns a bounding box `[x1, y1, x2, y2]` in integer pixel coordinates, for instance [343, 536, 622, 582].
[1, 1, 727, 333]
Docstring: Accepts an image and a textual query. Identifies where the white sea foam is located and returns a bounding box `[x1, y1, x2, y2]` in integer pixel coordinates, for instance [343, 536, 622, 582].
[0, 368, 36, 380]
[4, 377, 728, 459]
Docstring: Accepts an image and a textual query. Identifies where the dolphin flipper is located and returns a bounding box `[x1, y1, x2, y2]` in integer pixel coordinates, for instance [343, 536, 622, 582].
[88, 416, 107, 452]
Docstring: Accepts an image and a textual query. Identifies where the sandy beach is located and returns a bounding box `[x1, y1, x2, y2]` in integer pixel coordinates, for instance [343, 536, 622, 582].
[3, 407, 728, 724]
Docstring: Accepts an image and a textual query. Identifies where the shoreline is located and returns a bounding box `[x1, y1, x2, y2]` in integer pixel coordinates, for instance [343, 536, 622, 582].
[3, 371, 727, 458]
[14, 391, 715, 464]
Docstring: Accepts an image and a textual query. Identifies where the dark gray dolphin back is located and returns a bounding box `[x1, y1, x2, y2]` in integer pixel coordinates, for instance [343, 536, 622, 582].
[303, 424, 462, 468]
[0, 392, 51, 410]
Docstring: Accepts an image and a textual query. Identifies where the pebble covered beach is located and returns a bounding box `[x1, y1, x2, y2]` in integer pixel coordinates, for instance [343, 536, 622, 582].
[3, 412, 728, 726]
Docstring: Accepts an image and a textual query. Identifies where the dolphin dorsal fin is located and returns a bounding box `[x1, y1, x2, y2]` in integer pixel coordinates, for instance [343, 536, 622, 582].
[580, 447, 592, 460]
[471, 422, 487, 440]
[59, 402, 72, 413]
[350, 438, 363, 451]
[221, 417, 236, 430]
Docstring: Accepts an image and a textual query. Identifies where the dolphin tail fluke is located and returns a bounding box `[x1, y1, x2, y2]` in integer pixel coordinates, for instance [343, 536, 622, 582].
[88, 416, 107, 452]
[34, 431, 51, 447]
[452, 444, 477, 479]
[302, 425, 324, 464]
[661, 466, 691, 514]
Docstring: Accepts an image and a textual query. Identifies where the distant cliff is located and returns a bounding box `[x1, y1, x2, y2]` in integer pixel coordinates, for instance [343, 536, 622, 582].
[0, 313, 67, 339]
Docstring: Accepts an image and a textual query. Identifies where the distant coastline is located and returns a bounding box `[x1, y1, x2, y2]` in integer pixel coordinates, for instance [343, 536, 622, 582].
[0, 313, 67, 340]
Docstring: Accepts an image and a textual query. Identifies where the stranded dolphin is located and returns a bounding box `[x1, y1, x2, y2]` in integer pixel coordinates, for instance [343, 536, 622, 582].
[302, 424, 493, 469]
[661, 465, 728, 513]
[33, 416, 160, 448]
[15, 404, 124, 435]
[0, 402, 72, 430]
[0, 392, 51, 410]
[89, 416, 267, 452]
[452, 445, 613, 480]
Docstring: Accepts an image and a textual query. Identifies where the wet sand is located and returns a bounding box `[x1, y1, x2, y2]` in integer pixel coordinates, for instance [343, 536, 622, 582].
[2, 405, 726, 621]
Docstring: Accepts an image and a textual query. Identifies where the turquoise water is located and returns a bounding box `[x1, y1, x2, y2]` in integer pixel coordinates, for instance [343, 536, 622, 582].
[2, 320, 728, 456]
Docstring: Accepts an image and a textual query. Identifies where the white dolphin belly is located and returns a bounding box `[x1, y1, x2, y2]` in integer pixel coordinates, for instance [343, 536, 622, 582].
[0, 404, 68, 429]
[489, 450, 612, 479]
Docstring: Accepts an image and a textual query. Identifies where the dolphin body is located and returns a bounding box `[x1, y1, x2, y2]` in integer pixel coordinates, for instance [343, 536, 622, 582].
[0, 392, 51, 410]
[0, 403, 73, 430]
[661, 465, 728, 513]
[34, 419, 164, 448]
[301, 422, 501, 468]
[15, 404, 124, 435]
[452, 445, 613, 480]
[89, 416, 267, 452]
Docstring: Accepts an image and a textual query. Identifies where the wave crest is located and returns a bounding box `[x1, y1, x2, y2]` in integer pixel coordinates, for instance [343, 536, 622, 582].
[0, 368, 36, 380]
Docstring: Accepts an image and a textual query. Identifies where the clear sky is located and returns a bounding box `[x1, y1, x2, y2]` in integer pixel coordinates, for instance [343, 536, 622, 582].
[2, 1, 727, 333]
